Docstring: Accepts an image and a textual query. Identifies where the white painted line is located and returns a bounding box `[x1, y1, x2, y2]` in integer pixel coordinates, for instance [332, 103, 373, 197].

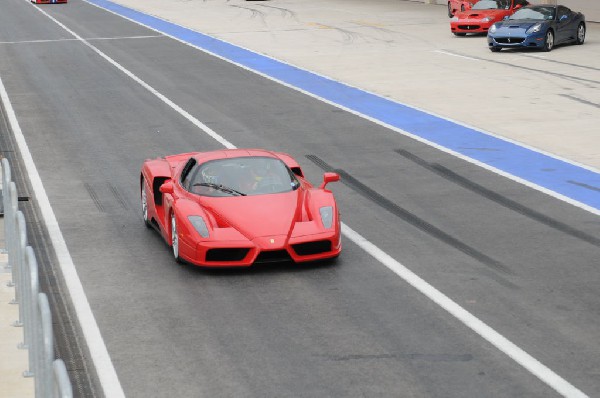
[0, 35, 162, 45]
[0, 70, 125, 397]
[342, 224, 588, 398]
[18, 2, 591, 398]
[434, 49, 480, 61]
[27, 4, 236, 150]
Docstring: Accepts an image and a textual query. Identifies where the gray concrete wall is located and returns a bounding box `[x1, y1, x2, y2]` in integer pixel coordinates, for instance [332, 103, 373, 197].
[423, 0, 599, 22]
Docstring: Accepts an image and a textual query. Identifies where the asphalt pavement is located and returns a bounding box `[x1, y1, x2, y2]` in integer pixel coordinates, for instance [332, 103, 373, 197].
[1, 0, 599, 397]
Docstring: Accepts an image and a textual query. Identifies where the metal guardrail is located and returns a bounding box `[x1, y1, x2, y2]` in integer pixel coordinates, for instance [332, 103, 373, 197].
[2, 157, 73, 398]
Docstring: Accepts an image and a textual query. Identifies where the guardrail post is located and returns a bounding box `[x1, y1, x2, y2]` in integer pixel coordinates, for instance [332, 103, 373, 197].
[1, 158, 10, 219]
[7, 182, 18, 279]
[1, 158, 12, 255]
[38, 293, 54, 398]
[23, 246, 39, 377]
[11, 211, 27, 331]
[53, 359, 73, 398]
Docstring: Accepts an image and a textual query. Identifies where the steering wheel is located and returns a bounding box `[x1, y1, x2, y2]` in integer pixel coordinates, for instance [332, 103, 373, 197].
[255, 176, 282, 193]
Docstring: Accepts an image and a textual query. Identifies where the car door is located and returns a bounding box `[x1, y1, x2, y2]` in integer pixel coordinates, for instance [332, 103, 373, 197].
[555, 6, 575, 43]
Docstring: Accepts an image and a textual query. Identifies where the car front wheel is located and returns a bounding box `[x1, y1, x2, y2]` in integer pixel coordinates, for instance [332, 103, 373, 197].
[171, 212, 182, 263]
[542, 30, 554, 52]
[141, 181, 151, 228]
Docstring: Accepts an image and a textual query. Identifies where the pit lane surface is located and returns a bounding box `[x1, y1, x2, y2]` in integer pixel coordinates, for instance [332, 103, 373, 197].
[1, 0, 599, 397]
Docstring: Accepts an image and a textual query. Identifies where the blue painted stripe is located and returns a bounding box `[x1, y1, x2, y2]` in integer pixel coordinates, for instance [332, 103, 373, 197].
[88, 0, 600, 211]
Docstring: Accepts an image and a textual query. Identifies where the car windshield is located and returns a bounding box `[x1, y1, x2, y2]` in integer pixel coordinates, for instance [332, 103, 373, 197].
[509, 6, 555, 20]
[189, 156, 300, 197]
[472, 0, 510, 10]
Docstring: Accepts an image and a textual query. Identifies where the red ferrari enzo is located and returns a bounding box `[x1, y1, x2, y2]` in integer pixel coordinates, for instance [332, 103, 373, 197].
[31, 0, 67, 3]
[450, 0, 529, 36]
[140, 149, 342, 267]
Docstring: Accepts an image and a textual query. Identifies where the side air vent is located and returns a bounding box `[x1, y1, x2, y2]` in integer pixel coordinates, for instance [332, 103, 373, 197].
[153, 177, 170, 206]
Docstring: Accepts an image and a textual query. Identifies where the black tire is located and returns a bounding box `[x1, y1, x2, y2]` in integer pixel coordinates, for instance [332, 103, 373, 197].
[447, 2, 453, 18]
[490, 46, 501, 52]
[576, 23, 585, 45]
[170, 212, 183, 264]
[542, 30, 554, 52]
[141, 179, 151, 228]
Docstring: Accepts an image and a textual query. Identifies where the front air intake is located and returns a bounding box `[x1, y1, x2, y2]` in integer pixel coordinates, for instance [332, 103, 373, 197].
[255, 250, 292, 263]
[292, 240, 331, 256]
[206, 248, 249, 262]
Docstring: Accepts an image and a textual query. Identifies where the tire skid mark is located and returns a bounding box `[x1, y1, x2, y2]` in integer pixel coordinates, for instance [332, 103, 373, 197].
[395, 149, 600, 248]
[518, 53, 600, 72]
[84, 182, 105, 213]
[439, 49, 600, 86]
[84, 183, 130, 213]
[568, 180, 600, 192]
[229, 4, 267, 26]
[109, 184, 129, 210]
[305, 155, 515, 279]
[254, 3, 298, 21]
[559, 94, 600, 109]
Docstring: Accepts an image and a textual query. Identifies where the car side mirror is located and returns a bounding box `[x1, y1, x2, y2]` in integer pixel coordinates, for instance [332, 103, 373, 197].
[319, 172, 340, 189]
[559, 15, 568, 22]
[514, 4, 522, 9]
[503, 15, 509, 20]
[159, 181, 174, 194]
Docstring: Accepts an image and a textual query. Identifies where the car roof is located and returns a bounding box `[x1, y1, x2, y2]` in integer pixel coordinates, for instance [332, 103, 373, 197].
[193, 149, 279, 162]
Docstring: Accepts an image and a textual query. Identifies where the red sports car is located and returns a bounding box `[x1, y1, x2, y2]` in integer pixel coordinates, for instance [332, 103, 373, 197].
[448, 0, 476, 18]
[450, 0, 529, 36]
[31, 0, 67, 3]
[140, 149, 342, 267]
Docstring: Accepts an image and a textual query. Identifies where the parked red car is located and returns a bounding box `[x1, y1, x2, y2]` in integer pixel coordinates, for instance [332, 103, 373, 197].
[141, 149, 342, 267]
[448, 0, 476, 18]
[450, 0, 529, 36]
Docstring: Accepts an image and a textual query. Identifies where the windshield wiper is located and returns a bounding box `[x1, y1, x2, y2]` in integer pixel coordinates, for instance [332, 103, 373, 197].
[193, 183, 246, 196]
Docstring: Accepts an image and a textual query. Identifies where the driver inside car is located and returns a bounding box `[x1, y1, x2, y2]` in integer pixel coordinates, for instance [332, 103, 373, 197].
[240, 159, 282, 193]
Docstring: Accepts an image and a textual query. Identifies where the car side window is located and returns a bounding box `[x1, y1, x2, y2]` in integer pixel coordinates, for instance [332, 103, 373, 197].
[181, 158, 197, 189]
[557, 6, 569, 20]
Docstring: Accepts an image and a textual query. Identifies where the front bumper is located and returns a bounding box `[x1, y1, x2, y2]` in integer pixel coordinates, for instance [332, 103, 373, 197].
[451, 20, 494, 34]
[183, 230, 342, 267]
[487, 31, 546, 49]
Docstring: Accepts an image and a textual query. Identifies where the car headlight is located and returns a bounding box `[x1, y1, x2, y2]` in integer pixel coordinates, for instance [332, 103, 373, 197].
[451, 16, 459, 21]
[482, 16, 494, 22]
[188, 215, 209, 238]
[489, 24, 497, 33]
[319, 206, 334, 229]
[527, 23, 542, 34]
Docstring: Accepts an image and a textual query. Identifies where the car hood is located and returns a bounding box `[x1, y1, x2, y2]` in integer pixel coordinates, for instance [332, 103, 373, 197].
[457, 9, 506, 19]
[202, 190, 303, 240]
[494, 19, 545, 32]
